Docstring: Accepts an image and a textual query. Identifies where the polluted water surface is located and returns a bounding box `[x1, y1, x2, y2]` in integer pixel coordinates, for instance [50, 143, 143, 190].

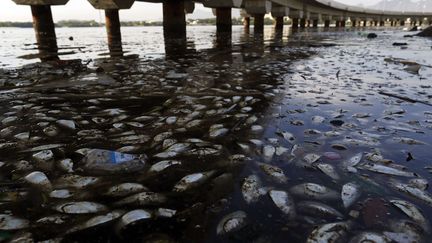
[0, 26, 431, 242]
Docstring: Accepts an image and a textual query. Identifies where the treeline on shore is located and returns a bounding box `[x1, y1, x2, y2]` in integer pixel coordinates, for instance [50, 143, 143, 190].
[0, 17, 278, 28]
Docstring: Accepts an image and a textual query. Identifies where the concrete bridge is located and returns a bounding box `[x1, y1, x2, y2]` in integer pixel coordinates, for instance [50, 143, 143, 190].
[11, 0, 432, 60]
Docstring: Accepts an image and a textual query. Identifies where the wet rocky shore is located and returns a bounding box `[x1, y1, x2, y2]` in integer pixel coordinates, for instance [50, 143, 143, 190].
[0, 27, 431, 242]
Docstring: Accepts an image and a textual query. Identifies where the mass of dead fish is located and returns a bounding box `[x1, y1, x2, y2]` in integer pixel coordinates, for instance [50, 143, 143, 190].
[0, 26, 431, 243]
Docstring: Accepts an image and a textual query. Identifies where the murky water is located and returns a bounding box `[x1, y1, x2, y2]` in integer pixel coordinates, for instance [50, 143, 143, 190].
[0, 25, 432, 242]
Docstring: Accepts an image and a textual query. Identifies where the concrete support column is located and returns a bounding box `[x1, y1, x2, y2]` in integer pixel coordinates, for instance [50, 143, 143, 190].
[244, 17, 250, 29]
[335, 20, 341, 27]
[312, 19, 318, 28]
[400, 20, 405, 26]
[254, 14, 264, 33]
[324, 20, 330, 28]
[163, 0, 186, 39]
[340, 20, 346, 27]
[105, 9, 122, 54]
[216, 7, 232, 33]
[363, 20, 367, 27]
[300, 18, 306, 28]
[352, 20, 356, 27]
[380, 21, 385, 26]
[292, 18, 299, 29]
[419, 21, 423, 26]
[275, 16, 284, 32]
[31, 5, 58, 60]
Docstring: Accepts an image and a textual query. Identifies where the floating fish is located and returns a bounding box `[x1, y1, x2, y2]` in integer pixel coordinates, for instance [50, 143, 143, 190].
[316, 163, 340, 180]
[216, 211, 247, 235]
[113, 192, 167, 206]
[269, 190, 296, 219]
[392, 182, 432, 206]
[349, 232, 391, 243]
[149, 160, 181, 173]
[54, 201, 107, 214]
[362, 163, 416, 177]
[173, 171, 216, 192]
[24, 171, 52, 192]
[67, 210, 124, 234]
[259, 163, 288, 183]
[298, 201, 343, 219]
[104, 183, 148, 197]
[306, 221, 350, 243]
[390, 199, 429, 231]
[290, 183, 339, 200]
[241, 175, 263, 204]
[342, 183, 361, 208]
[0, 214, 29, 230]
[116, 209, 152, 233]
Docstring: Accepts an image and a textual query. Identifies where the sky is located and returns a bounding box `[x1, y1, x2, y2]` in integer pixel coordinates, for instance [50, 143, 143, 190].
[0, 0, 406, 22]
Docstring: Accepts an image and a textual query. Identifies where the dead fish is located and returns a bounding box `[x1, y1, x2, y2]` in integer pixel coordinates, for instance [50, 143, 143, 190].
[113, 192, 167, 206]
[304, 153, 321, 165]
[269, 190, 296, 219]
[342, 183, 361, 208]
[0, 214, 29, 230]
[290, 183, 339, 200]
[316, 163, 340, 180]
[275, 146, 289, 156]
[306, 221, 350, 243]
[32, 150, 54, 163]
[241, 175, 264, 204]
[409, 179, 428, 191]
[392, 182, 432, 206]
[173, 170, 216, 192]
[259, 163, 288, 183]
[312, 116, 325, 123]
[343, 153, 363, 170]
[155, 208, 176, 218]
[56, 120, 76, 130]
[58, 158, 74, 173]
[53, 201, 107, 214]
[262, 145, 276, 162]
[54, 175, 100, 189]
[349, 232, 391, 243]
[67, 210, 124, 234]
[43, 126, 59, 137]
[276, 130, 296, 143]
[362, 163, 416, 177]
[36, 215, 69, 225]
[298, 201, 343, 219]
[216, 211, 247, 235]
[209, 125, 229, 138]
[24, 171, 52, 192]
[116, 209, 152, 232]
[104, 183, 148, 197]
[49, 189, 73, 199]
[149, 160, 181, 173]
[394, 137, 425, 145]
[390, 200, 429, 231]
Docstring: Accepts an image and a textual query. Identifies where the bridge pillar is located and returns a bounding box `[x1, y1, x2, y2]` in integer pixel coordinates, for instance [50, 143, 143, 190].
[340, 20, 346, 27]
[163, 0, 186, 40]
[312, 19, 319, 28]
[380, 20, 385, 26]
[30, 5, 59, 61]
[87, 0, 135, 55]
[253, 14, 265, 33]
[400, 20, 405, 26]
[271, 5, 288, 32]
[292, 18, 299, 29]
[351, 19, 356, 27]
[12, 1, 69, 61]
[244, 17, 251, 28]
[324, 20, 330, 28]
[363, 20, 367, 27]
[274, 17, 284, 32]
[300, 18, 306, 28]
[104, 9, 122, 54]
[216, 8, 232, 33]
